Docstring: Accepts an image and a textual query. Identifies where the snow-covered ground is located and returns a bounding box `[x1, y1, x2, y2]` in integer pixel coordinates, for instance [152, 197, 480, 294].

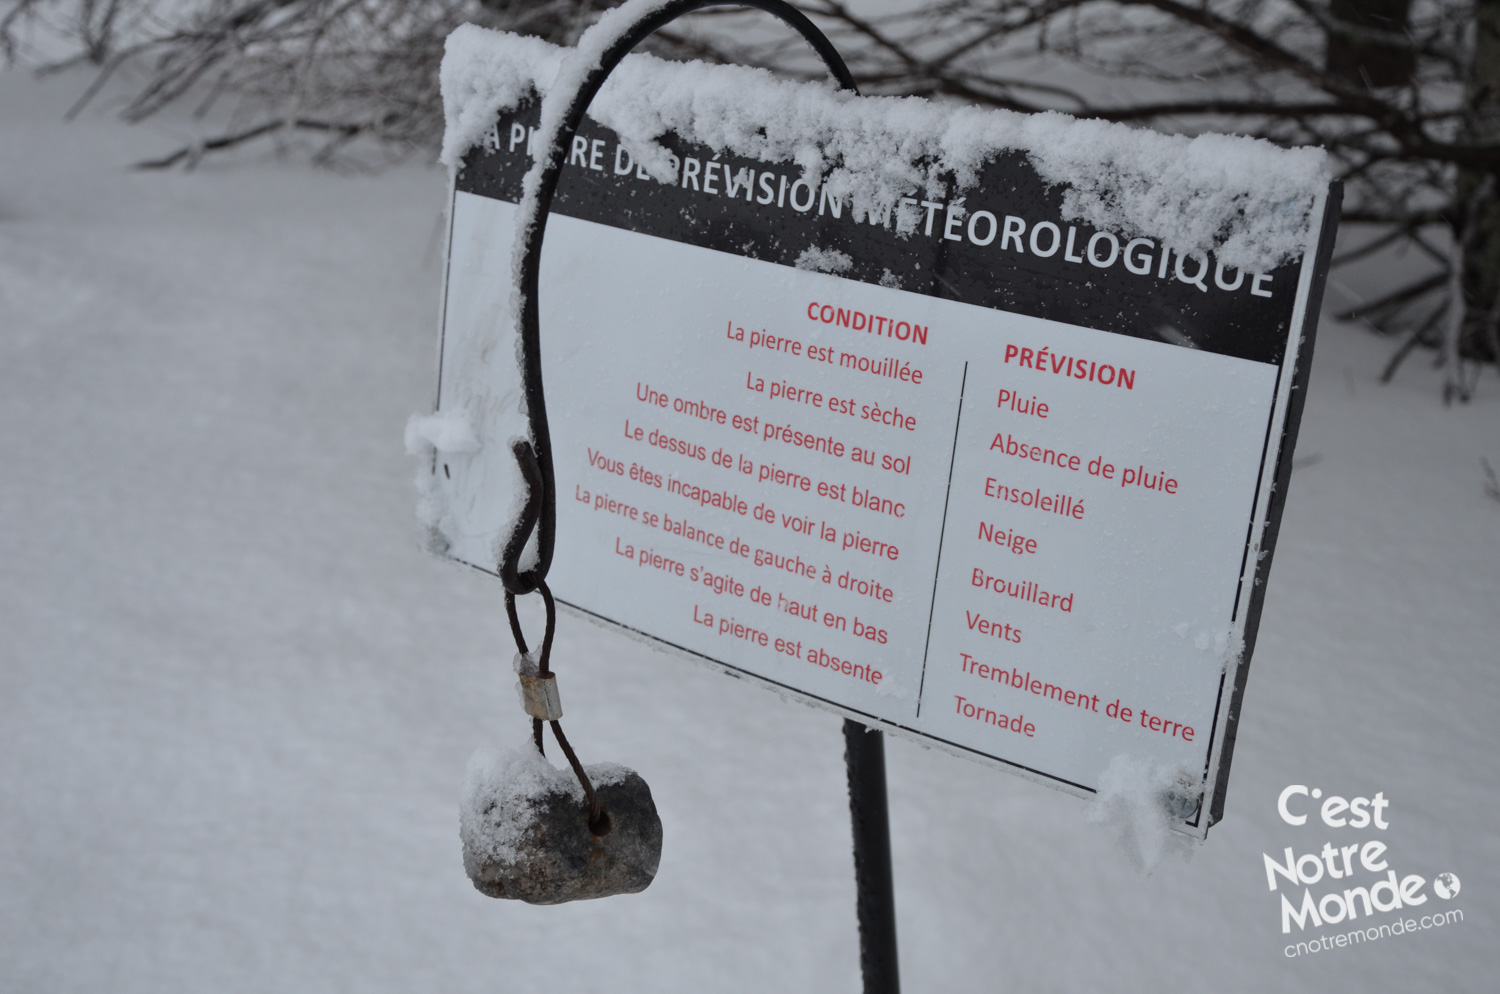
[2, 69, 1496, 992]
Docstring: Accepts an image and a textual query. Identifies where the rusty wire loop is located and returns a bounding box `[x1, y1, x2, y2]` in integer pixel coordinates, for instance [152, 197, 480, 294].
[506, 581, 609, 833]
[495, 0, 858, 837]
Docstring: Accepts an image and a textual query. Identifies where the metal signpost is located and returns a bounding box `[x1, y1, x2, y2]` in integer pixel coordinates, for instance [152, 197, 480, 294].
[425, 6, 1339, 989]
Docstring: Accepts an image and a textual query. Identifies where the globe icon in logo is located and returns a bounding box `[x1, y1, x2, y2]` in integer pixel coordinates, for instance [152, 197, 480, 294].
[1434, 873, 1461, 900]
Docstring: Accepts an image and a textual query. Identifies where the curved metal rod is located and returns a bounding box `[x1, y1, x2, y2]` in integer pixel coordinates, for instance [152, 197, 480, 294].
[502, 0, 859, 594]
[499, 439, 543, 594]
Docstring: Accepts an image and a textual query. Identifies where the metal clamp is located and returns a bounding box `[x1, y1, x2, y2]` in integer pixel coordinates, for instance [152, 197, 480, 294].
[519, 671, 564, 721]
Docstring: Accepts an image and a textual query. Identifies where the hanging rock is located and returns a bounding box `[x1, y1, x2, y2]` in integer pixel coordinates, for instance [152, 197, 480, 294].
[459, 743, 663, 904]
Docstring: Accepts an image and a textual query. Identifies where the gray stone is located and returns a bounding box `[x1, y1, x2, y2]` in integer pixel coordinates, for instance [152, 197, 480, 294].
[461, 765, 662, 905]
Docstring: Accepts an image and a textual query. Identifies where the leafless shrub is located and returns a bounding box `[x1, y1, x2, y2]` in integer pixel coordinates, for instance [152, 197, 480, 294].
[1, 0, 628, 167]
[675, 0, 1500, 394]
[4, 0, 1497, 391]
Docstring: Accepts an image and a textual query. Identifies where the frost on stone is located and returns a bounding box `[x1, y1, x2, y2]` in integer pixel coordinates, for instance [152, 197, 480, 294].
[1086, 755, 1202, 873]
[460, 743, 570, 868]
[440, 24, 1332, 273]
[794, 246, 853, 274]
[460, 738, 660, 904]
[460, 742, 642, 869]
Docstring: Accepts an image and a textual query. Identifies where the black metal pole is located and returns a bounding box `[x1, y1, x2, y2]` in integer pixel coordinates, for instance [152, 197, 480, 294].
[843, 719, 899, 994]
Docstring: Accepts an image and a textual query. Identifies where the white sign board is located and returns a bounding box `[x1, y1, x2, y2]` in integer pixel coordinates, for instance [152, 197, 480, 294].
[426, 33, 1338, 836]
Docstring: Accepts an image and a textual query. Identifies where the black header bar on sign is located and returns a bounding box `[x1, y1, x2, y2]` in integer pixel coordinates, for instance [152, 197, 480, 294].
[458, 95, 1303, 366]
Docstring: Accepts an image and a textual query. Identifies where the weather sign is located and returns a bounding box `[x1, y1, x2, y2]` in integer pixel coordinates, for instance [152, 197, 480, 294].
[422, 27, 1339, 836]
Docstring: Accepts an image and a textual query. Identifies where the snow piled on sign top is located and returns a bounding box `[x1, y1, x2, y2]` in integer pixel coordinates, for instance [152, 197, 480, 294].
[439, 22, 1331, 273]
